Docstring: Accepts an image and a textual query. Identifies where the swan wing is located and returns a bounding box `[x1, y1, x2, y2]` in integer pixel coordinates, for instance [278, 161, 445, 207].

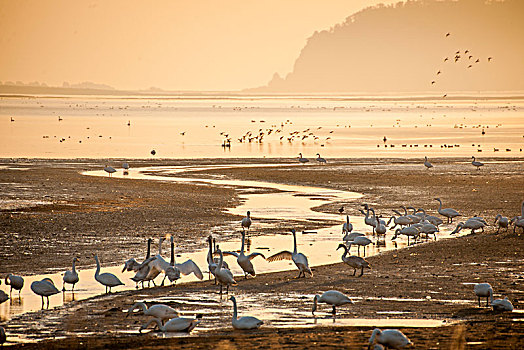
[99, 272, 124, 286]
[222, 251, 240, 258]
[267, 251, 293, 262]
[247, 252, 266, 260]
[175, 260, 204, 280]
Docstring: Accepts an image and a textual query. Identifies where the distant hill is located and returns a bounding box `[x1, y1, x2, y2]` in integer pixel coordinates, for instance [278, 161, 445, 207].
[249, 0, 524, 94]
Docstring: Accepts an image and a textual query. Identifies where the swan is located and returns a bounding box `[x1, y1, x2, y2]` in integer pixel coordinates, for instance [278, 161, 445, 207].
[343, 231, 364, 243]
[214, 248, 237, 295]
[511, 214, 524, 233]
[434, 198, 461, 223]
[451, 219, 486, 235]
[103, 165, 116, 177]
[474, 283, 493, 307]
[5, 273, 24, 296]
[392, 227, 420, 246]
[387, 215, 411, 230]
[30, 278, 60, 307]
[130, 256, 157, 288]
[491, 297, 514, 312]
[406, 207, 422, 224]
[471, 156, 484, 170]
[298, 153, 309, 164]
[418, 221, 439, 240]
[342, 215, 353, 234]
[416, 208, 443, 227]
[241, 211, 252, 232]
[370, 208, 387, 237]
[337, 244, 371, 277]
[494, 214, 509, 233]
[127, 302, 179, 323]
[93, 254, 124, 293]
[316, 153, 327, 164]
[267, 229, 313, 278]
[229, 296, 263, 330]
[223, 231, 265, 279]
[139, 314, 203, 333]
[207, 235, 228, 283]
[140, 237, 169, 287]
[165, 235, 203, 283]
[360, 205, 377, 233]
[347, 236, 372, 256]
[123, 238, 152, 273]
[62, 257, 79, 292]
[368, 328, 412, 349]
[424, 156, 433, 169]
[312, 290, 353, 316]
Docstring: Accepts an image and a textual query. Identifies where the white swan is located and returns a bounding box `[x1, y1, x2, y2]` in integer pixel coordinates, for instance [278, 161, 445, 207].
[492, 296, 514, 312]
[343, 231, 365, 243]
[139, 314, 203, 333]
[214, 248, 237, 295]
[392, 227, 420, 246]
[62, 257, 79, 292]
[123, 238, 152, 273]
[130, 256, 157, 288]
[241, 211, 252, 232]
[337, 244, 371, 277]
[471, 156, 484, 170]
[451, 219, 486, 235]
[298, 153, 309, 164]
[360, 205, 377, 233]
[5, 273, 24, 295]
[165, 235, 203, 283]
[434, 198, 461, 223]
[103, 165, 116, 177]
[474, 283, 493, 307]
[267, 229, 313, 278]
[93, 254, 124, 293]
[511, 216, 524, 233]
[387, 215, 411, 230]
[30, 278, 60, 307]
[494, 214, 509, 233]
[127, 302, 179, 323]
[229, 296, 263, 330]
[368, 328, 412, 349]
[141, 237, 168, 286]
[347, 236, 372, 256]
[342, 215, 353, 234]
[312, 290, 353, 316]
[223, 231, 265, 279]
[370, 208, 387, 237]
[316, 153, 327, 164]
[424, 156, 433, 169]
[416, 208, 443, 227]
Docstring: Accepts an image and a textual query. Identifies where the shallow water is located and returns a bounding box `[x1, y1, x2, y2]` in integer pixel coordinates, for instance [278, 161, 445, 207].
[0, 163, 465, 343]
[1, 95, 523, 158]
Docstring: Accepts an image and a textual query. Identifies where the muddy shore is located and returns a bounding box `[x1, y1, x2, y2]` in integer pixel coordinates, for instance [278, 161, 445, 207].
[1, 157, 523, 349]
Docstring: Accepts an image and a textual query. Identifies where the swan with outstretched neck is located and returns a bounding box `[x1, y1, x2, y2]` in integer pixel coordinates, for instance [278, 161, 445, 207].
[62, 257, 79, 292]
[337, 244, 371, 277]
[434, 198, 461, 223]
[223, 231, 265, 279]
[267, 229, 312, 278]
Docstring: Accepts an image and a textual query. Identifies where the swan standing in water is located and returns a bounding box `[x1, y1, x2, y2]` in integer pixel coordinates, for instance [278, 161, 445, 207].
[474, 283, 493, 307]
[123, 238, 152, 274]
[127, 302, 179, 323]
[165, 235, 203, 283]
[347, 235, 372, 256]
[30, 278, 60, 308]
[207, 235, 229, 283]
[139, 314, 203, 333]
[298, 153, 309, 164]
[424, 156, 433, 169]
[494, 214, 509, 233]
[316, 153, 327, 164]
[93, 254, 124, 293]
[62, 257, 80, 292]
[267, 229, 313, 278]
[312, 290, 353, 317]
[337, 244, 371, 277]
[471, 156, 484, 170]
[342, 215, 353, 234]
[5, 273, 24, 296]
[229, 296, 263, 330]
[223, 231, 265, 279]
[241, 211, 252, 233]
[0, 290, 8, 304]
[434, 198, 461, 223]
[103, 165, 116, 177]
[368, 328, 412, 349]
[451, 219, 486, 234]
[214, 248, 237, 295]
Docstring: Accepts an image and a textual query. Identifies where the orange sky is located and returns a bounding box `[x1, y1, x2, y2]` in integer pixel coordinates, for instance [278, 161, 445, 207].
[0, 0, 396, 91]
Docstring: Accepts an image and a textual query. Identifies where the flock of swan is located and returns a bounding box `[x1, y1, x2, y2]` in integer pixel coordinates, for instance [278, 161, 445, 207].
[1, 198, 522, 347]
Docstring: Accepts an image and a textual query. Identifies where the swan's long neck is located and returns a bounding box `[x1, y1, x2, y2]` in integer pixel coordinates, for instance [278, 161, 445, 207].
[292, 230, 298, 254]
[72, 259, 77, 273]
[231, 298, 238, 321]
[340, 245, 348, 260]
[312, 295, 319, 313]
[170, 237, 175, 266]
[240, 232, 245, 255]
[217, 250, 224, 273]
[158, 238, 163, 256]
[346, 216, 349, 225]
[146, 239, 151, 260]
[143, 318, 164, 332]
[131, 302, 148, 314]
[207, 237, 213, 264]
[437, 199, 443, 212]
[94, 255, 100, 277]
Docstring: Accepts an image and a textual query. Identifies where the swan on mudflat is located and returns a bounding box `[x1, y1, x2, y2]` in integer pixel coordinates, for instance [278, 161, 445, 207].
[222, 231, 265, 279]
[267, 229, 312, 278]
[368, 328, 412, 349]
[312, 290, 353, 316]
[229, 296, 263, 330]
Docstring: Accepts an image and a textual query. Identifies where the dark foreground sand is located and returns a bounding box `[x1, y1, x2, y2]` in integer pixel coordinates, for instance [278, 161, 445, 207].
[1, 157, 523, 349]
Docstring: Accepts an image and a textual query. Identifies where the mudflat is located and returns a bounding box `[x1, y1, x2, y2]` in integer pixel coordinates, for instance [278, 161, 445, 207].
[0, 157, 523, 349]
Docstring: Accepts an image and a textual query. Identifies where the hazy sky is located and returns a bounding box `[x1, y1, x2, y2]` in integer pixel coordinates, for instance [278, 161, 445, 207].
[0, 0, 396, 91]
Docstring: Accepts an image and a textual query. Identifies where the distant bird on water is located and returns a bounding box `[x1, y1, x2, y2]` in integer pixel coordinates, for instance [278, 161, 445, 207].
[151, 150, 156, 156]
[104, 165, 116, 177]
[316, 153, 327, 164]
[10, 117, 14, 122]
[338, 206, 344, 214]
[298, 153, 309, 164]
[471, 156, 484, 170]
[446, 32, 451, 37]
